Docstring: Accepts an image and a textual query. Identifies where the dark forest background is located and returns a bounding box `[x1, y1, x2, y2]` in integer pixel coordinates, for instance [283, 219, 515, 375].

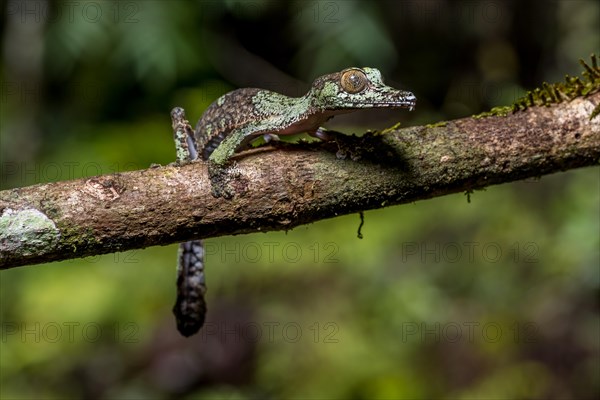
[1, 1, 599, 399]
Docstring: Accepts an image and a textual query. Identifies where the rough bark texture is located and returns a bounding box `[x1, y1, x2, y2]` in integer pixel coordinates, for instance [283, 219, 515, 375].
[1, 93, 599, 269]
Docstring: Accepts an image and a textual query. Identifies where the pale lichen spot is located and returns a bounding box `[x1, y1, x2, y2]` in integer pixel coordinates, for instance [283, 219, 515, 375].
[0, 208, 60, 256]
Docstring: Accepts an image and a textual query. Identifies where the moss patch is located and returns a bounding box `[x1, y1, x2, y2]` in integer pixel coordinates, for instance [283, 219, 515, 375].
[474, 54, 600, 119]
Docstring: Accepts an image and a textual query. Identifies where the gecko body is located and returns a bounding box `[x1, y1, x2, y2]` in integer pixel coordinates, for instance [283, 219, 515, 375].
[195, 67, 416, 197]
[172, 67, 415, 336]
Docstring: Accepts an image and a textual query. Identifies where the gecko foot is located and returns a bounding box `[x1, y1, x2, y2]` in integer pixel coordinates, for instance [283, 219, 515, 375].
[208, 161, 238, 199]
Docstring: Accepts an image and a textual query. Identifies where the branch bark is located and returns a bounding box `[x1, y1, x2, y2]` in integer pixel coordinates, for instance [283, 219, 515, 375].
[1, 93, 599, 269]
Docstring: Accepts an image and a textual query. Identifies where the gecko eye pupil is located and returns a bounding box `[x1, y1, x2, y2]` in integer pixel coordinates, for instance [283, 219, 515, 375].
[341, 69, 367, 94]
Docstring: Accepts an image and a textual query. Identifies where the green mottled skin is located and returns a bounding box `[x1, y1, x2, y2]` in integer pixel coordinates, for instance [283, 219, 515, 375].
[194, 67, 416, 197]
[171, 67, 415, 336]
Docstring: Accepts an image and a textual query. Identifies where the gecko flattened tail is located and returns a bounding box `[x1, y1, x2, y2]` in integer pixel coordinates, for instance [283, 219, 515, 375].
[170, 107, 209, 337]
[173, 240, 207, 337]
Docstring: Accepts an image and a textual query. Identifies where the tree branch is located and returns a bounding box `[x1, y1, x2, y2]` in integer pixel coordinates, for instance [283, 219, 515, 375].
[1, 93, 599, 269]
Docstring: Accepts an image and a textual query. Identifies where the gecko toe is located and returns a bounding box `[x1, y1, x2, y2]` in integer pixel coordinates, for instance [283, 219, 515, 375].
[208, 162, 237, 199]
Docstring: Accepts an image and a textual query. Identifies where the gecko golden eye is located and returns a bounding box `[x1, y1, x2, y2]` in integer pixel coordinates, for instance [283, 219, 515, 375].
[340, 69, 367, 94]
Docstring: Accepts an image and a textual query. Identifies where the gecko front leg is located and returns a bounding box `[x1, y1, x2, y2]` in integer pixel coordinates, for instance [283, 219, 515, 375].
[309, 126, 345, 141]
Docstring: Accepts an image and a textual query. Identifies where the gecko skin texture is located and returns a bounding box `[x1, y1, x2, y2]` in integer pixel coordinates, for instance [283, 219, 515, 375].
[171, 68, 415, 336]
[194, 67, 416, 198]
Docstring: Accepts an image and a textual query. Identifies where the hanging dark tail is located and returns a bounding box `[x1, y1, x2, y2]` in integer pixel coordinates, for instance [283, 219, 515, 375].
[170, 107, 208, 337]
[173, 240, 207, 336]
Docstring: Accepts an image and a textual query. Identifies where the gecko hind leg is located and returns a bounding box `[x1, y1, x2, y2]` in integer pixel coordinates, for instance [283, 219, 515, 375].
[207, 130, 250, 199]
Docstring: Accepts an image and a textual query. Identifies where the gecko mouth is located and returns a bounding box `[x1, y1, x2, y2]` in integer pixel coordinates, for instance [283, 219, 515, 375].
[349, 92, 417, 110]
[349, 99, 417, 110]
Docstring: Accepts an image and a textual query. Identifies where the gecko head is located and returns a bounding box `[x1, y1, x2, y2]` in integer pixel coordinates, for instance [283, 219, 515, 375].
[309, 67, 416, 112]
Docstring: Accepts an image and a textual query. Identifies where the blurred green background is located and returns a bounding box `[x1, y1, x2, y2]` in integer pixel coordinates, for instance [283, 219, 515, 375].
[1, 0, 599, 399]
